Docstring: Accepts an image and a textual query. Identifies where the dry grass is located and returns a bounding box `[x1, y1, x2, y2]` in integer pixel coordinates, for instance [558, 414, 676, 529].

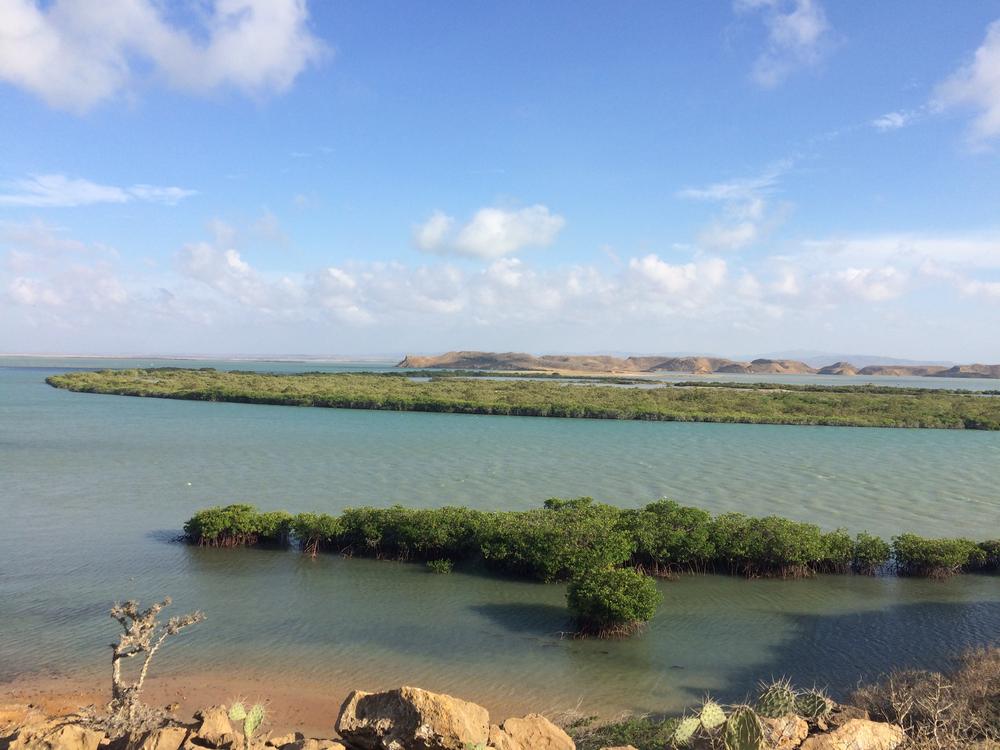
[851, 647, 1000, 749]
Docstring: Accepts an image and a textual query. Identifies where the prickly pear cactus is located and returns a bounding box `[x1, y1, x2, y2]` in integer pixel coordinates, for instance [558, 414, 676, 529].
[228, 702, 247, 722]
[244, 703, 266, 739]
[795, 689, 833, 719]
[699, 699, 727, 731]
[672, 715, 702, 746]
[724, 705, 764, 750]
[755, 679, 797, 718]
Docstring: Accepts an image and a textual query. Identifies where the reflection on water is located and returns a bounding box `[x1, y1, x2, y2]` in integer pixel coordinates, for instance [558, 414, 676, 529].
[1, 359, 998, 715]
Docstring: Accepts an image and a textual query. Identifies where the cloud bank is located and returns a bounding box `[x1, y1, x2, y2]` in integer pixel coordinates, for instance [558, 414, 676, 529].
[0, 0, 327, 111]
[414, 204, 566, 259]
[0, 174, 196, 207]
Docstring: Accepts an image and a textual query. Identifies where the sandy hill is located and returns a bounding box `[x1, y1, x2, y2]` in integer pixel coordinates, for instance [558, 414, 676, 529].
[397, 352, 1000, 379]
[818, 361, 859, 376]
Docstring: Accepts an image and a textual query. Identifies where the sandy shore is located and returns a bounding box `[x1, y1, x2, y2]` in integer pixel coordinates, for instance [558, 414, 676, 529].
[0, 670, 578, 738]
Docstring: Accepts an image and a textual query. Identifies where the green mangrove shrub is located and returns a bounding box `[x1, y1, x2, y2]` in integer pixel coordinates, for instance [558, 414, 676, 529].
[181, 498, 992, 581]
[290, 512, 342, 556]
[619, 499, 716, 574]
[183, 504, 291, 547]
[892, 534, 986, 578]
[852, 532, 892, 575]
[709, 513, 827, 578]
[975, 540, 1000, 571]
[426, 559, 453, 574]
[479, 498, 634, 582]
[566, 567, 662, 637]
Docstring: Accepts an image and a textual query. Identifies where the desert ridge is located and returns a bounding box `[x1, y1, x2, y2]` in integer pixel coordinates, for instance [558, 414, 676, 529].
[397, 351, 1000, 378]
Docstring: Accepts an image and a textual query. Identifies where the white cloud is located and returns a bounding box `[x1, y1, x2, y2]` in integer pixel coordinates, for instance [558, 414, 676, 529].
[736, 0, 832, 87]
[0, 0, 327, 112]
[871, 111, 916, 132]
[831, 266, 908, 302]
[413, 211, 454, 251]
[0, 174, 196, 207]
[414, 204, 566, 259]
[629, 255, 727, 298]
[679, 161, 792, 251]
[6, 221, 1000, 357]
[934, 19, 1000, 143]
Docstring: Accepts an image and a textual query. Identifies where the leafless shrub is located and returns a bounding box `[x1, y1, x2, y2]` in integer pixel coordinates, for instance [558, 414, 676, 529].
[102, 597, 204, 738]
[851, 647, 999, 749]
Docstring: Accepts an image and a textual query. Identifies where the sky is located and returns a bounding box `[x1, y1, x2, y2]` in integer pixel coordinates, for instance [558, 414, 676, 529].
[2, 0, 1000, 360]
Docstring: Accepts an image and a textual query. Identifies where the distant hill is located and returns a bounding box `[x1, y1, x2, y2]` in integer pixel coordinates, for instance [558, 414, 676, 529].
[397, 351, 1000, 379]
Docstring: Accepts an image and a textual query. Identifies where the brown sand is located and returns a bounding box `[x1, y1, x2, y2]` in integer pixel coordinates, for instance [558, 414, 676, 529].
[1, 670, 572, 738]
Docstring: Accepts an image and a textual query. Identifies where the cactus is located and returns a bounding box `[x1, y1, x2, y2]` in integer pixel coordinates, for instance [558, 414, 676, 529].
[244, 703, 265, 739]
[795, 689, 833, 719]
[672, 715, 701, 746]
[228, 702, 247, 722]
[755, 678, 797, 718]
[724, 705, 764, 750]
[699, 699, 727, 731]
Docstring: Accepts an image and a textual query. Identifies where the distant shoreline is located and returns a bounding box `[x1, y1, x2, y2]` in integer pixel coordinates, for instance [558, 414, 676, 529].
[45, 368, 1000, 430]
[398, 351, 1000, 380]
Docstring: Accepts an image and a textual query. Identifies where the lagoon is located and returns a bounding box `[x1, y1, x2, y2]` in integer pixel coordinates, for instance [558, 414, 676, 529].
[1, 358, 998, 718]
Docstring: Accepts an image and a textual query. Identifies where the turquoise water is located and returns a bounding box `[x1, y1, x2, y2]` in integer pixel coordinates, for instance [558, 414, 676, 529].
[1, 358, 998, 716]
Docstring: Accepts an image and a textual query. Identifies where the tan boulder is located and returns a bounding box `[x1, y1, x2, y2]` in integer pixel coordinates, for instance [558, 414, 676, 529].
[266, 733, 303, 748]
[800, 719, 905, 750]
[762, 715, 809, 750]
[486, 714, 574, 750]
[276, 740, 347, 750]
[193, 707, 237, 749]
[8, 721, 105, 750]
[335, 686, 490, 750]
[0, 705, 41, 736]
[127, 726, 190, 750]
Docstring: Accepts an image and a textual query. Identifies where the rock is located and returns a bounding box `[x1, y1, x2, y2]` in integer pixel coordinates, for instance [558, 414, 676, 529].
[266, 734, 302, 748]
[193, 707, 237, 749]
[335, 686, 490, 750]
[8, 721, 106, 750]
[486, 715, 574, 750]
[762, 716, 809, 750]
[276, 740, 346, 750]
[0, 705, 40, 735]
[127, 727, 189, 750]
[269, 732, 348, 750]
[827, 705, 870, 729]
[800, 719, 905, 750]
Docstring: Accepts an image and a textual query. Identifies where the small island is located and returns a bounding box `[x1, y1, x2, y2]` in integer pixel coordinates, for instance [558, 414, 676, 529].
[46, 367, 1000, 429]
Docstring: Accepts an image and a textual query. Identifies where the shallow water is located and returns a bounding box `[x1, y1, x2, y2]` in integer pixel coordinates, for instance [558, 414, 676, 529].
[1, 358, 998, 715]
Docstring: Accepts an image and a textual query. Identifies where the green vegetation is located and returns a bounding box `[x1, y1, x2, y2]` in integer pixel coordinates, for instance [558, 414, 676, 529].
[566, 567, 662, 637]
[570, 647, 999, 750]
[892, 533, 986, 578]
[183, 498, 998, 583]
[426, 559, 453, 574]
[47, 367, 1000, 429]
[183, 504, 291, 547]
[852, 531, 892, 575]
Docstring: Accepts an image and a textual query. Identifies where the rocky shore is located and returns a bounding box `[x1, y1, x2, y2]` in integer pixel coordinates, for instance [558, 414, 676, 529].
[0, 684, 915, 750]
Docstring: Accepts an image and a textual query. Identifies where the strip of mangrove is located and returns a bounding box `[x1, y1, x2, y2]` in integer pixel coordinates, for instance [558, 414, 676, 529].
[46, 368, 1000, 429]
[183, 498, 1000, 581]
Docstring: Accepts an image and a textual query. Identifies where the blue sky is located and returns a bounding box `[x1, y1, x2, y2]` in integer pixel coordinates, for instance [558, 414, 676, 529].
[2, 0, 1000, 360]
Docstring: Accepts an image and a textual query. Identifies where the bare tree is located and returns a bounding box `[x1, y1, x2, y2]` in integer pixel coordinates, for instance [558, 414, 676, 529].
[107, 597, 204, 733]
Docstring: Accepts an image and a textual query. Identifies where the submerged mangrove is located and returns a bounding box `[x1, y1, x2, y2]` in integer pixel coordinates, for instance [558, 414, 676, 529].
[46, 368, 1000, 429]
[182, 498, 999, 635]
